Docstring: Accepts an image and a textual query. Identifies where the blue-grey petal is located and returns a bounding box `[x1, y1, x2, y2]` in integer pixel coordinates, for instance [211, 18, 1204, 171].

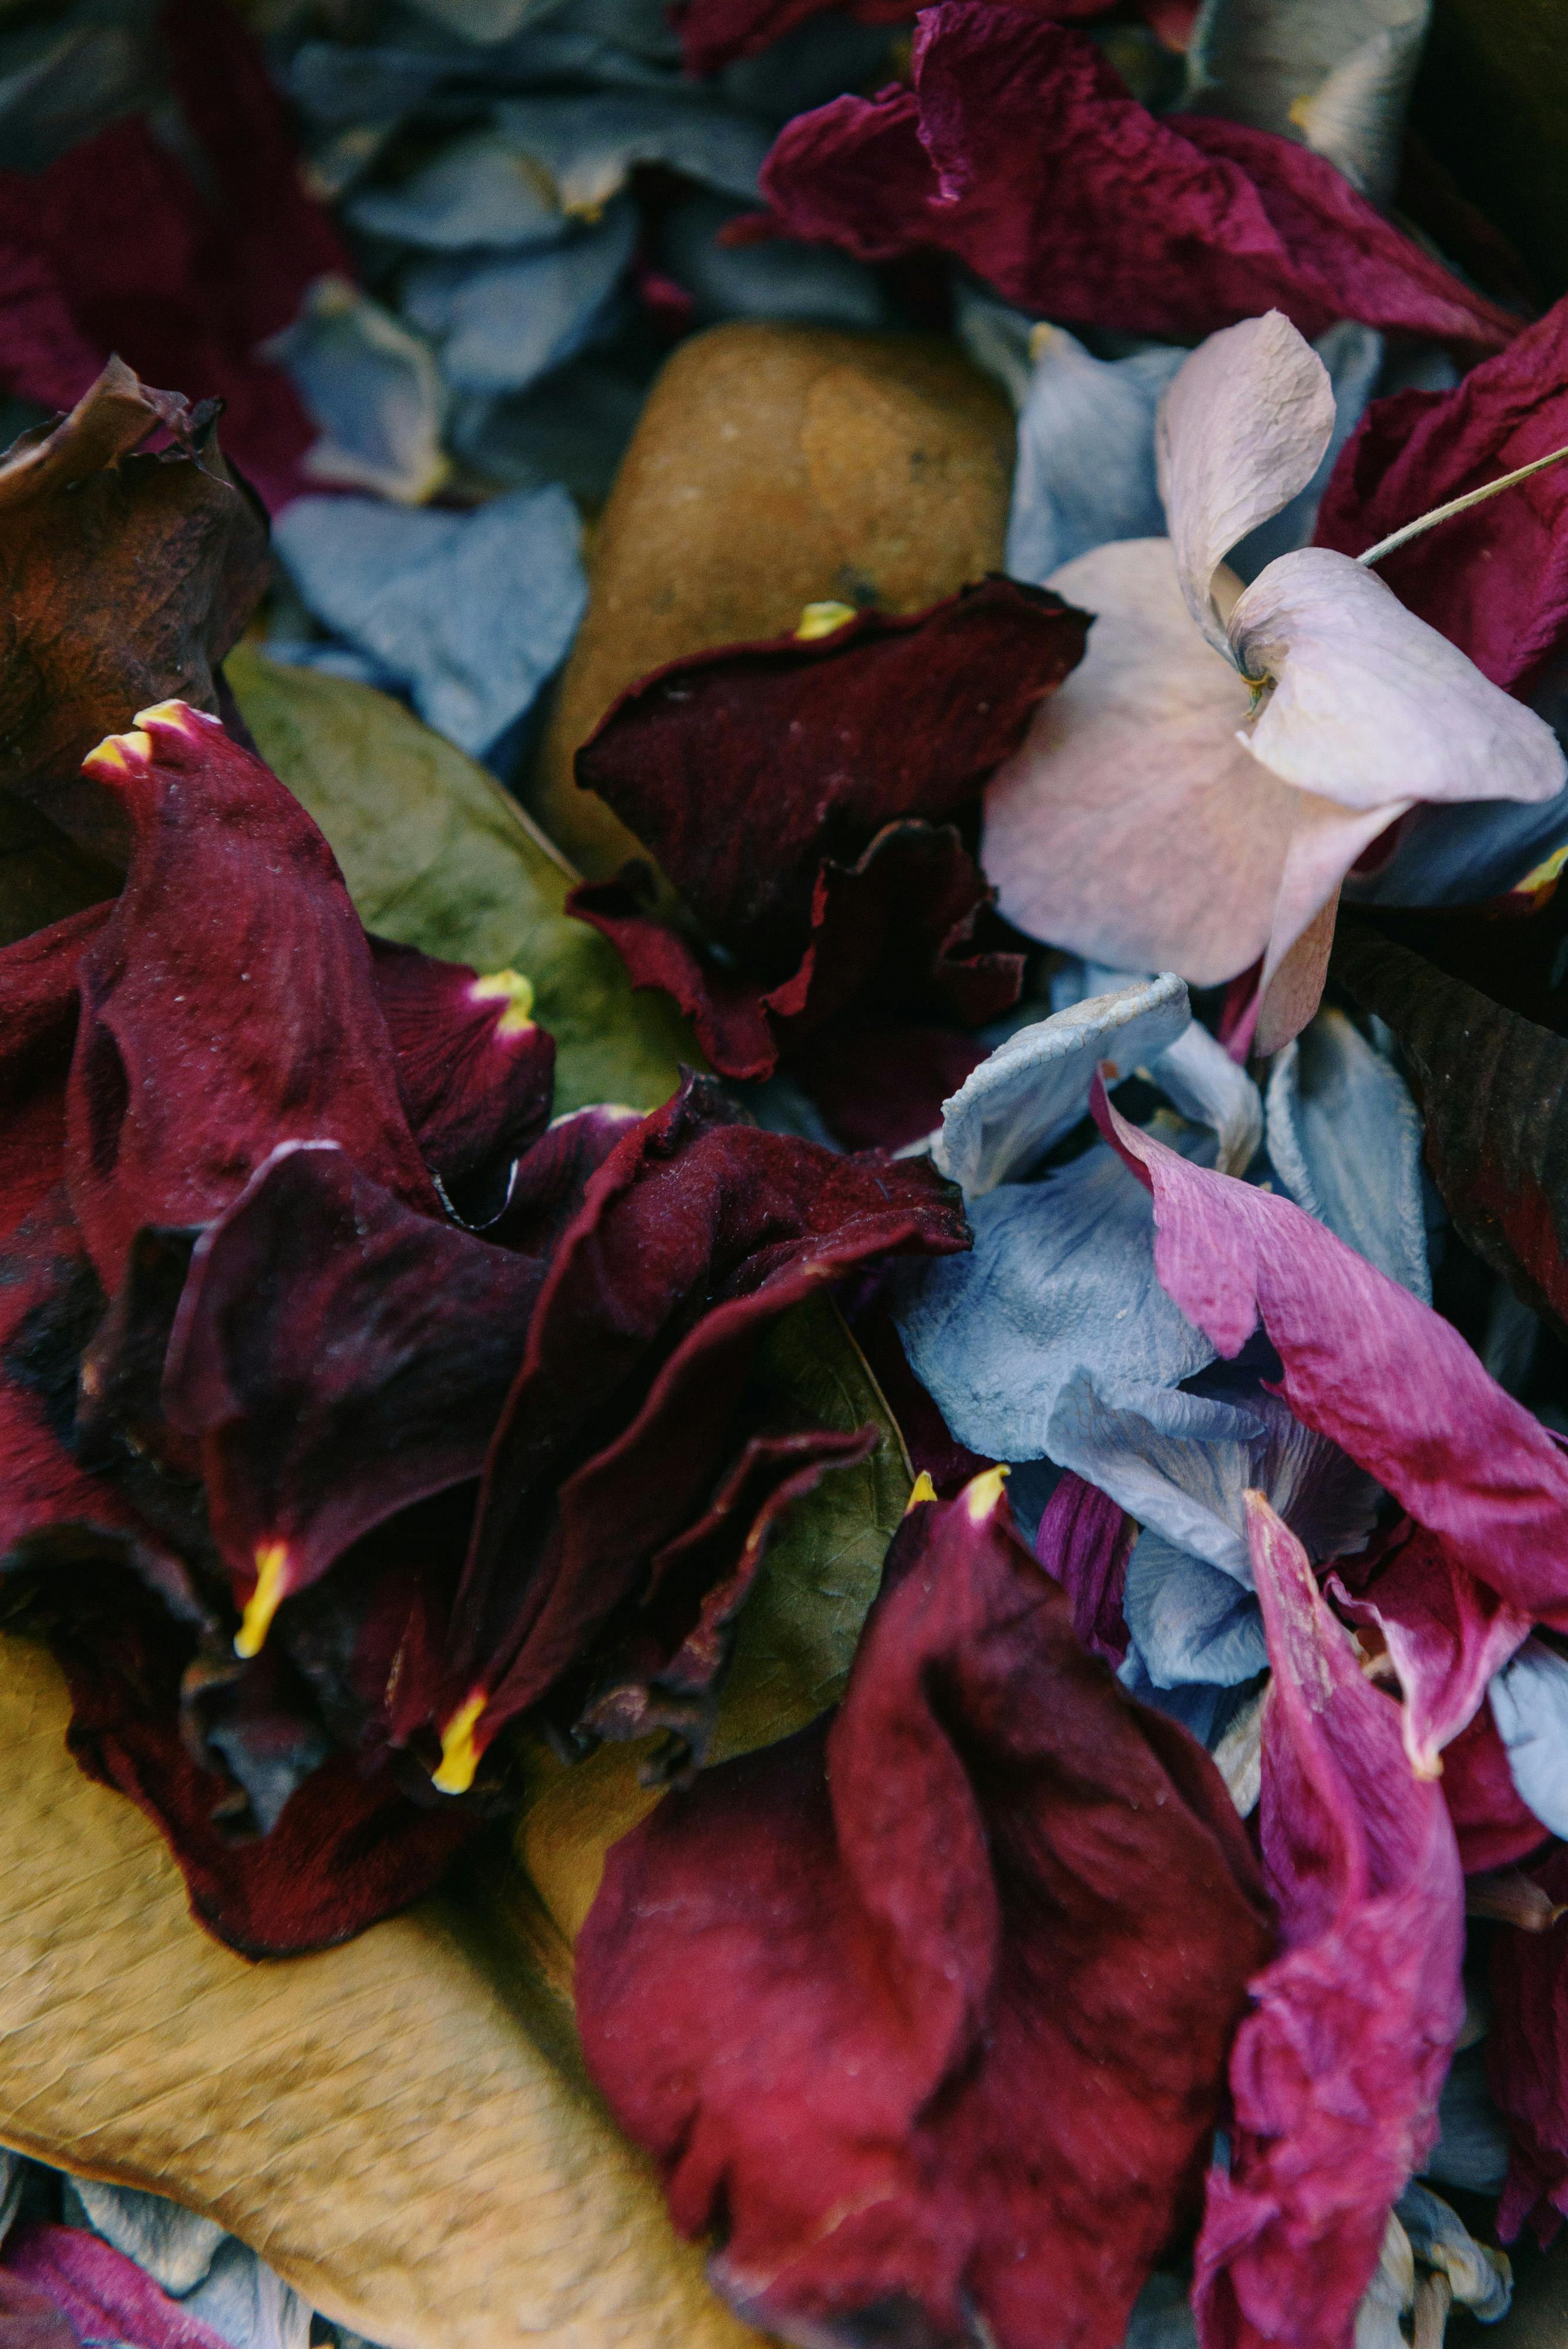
[265, 278, 448, 504]
[403, 204, 637, 395]
[931, 974, 1190, 1196]
[1345, 780, 1568, 907]
[345, 128, 567, 251]
[659, 191, 890, 330]
[1005, 327, 1185, 585]
[1182, 0, 1431, 206]
[1123, 1527, 1270, 1688]
[1422, 2047, 1511, 2195]
[272, 487, 588, 759]
[492, 89, 772, 210]
[60, 2179, 226, 2296]
[1149, 1019, 1263, 1178]
[892, 1139, 1217, 1463]
[1490, 1638, 1568, 1838]
[1264, 1006, 1430, 1298]
[447, 347, 651, 504]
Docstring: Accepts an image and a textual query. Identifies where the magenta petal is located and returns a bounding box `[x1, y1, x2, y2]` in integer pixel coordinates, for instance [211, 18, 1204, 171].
[1315, 295, 1568, 697]
[1488, 1846, 1568, 2243]
[1094, 1081, 1568, 1627]
[3, 2226, 232, 2349]
[1331, 1527, 1533, 1778]
[1440, 1702, 1551, 1875]
[1035, 1469, 1133, 1666]
[578, 1476, 1273, 2349]
[66, 705, 437, 1290]
[1193, 1496, 1465, 2349]
[758, 7, 1516, 351]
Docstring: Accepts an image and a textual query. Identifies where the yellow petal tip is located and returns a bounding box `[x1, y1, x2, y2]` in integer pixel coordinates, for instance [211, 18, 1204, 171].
[795, 601, 857, 642]
[963, 1463, 1010, 1522]
[132, 699, 204, 735]
[904, 1470, 938, 1514]
[234, 1542, 290, 1659]
[470, 969, 536, 1038]
[82, 727, 153, 778]
[432, 1692, 487, 1794]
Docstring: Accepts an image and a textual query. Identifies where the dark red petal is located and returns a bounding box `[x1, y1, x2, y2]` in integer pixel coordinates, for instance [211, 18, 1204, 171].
[66, 705, 437, 1290]
[1315, 295, 1568, 697]
[444, 1078, 968, 1752]
[788, 1019, 988, 1153]
[574, 578, 1087, 964]
[1488, 1845, 1568, 2243]
[0, 905, 109, 1247]
[1035, 1469, 1133, 1667]
[579, 1424, 879, 1760]
[55, 1591, 478, 1957]
[162, 1141, 545, 1637]
[852, 1299, 994, 1494]
[566, 872, 779, 1081]
[368, 935, 556, 1192]
[578, 1475, 1273, 2349]
[1441, 1702, 1551, 1876]
[758, 8, 1517, 351]
[1194, 1499, 1465, 2349]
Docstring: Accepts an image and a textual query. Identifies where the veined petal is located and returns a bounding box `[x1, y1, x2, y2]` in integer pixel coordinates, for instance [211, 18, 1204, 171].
[1331, 1530, 1533, 1779]
[1231, 546, 1567, 809]
[1158, 313, 1336, 657]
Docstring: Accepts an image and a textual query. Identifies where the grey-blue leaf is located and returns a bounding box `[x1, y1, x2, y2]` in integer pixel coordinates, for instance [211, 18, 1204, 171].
[1264, 1007, 1430, 1298]
[272, 487, 588, 759]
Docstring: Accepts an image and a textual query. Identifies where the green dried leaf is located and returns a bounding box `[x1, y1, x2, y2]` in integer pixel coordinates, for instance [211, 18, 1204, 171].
[1334, 918, 1568, 1337]
[224, 644, 697, 1115]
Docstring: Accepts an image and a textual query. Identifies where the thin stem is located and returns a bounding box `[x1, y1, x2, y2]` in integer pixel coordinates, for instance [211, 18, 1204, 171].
[1357, 441, 1568, 568]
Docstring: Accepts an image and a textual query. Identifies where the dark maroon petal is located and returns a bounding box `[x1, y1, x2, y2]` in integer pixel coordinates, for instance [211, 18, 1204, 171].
[368, 935, 556, 1193]
[1315, 297, 1568, 696]
[161, 1140, 545, 1646]
[0, 365, 268, 862]
[1193, 1497, 1465, 2349]
[1441, 1702, 1551, 1876]
[53, 1583, 477, 1957]
[1489, 1846, 1568, 2243]
[0, 2269, 82, 2349]
[852, 1300, 995, 1494]
[577, 1472, 1273, 2349]
[1035, 1469, 1133, 1667]
[440, 1078, 969, 1762]
[1335, 921, 1568, 1347]
[567, 871, 778, 1081]
[0, 905, 109, 1246]
[574, 579, 1087, 964]
[788, 1019, 988, 1153]
[758, 7, 1517, 351]
[3, 2226, 230, 2349]
[66, 704, 437, 1290]
[579, 1425, 879, 1759]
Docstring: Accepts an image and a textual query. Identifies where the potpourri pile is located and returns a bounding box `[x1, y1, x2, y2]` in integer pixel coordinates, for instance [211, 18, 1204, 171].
[4, 4, 1568, 2348]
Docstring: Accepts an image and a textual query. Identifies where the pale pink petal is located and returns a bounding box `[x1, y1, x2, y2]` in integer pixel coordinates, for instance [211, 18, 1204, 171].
[1233, 547, 1567, 809]
[1094, 1086, 1568, 1627]
[1331, 1530, 1533, 1780]
[1158, 312, 1336, 654]
[1253, 805, 1409, 1052]
[1193, 1494, 1464, 2349]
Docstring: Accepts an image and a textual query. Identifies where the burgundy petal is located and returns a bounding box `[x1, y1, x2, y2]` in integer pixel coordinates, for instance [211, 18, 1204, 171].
[1095, 1082, 1568, 1628]
[3, 2225, 230, 2349]
[574, 580, 1088, 965]
[439, 1077, 969, 1766]
[578, 1473, 1273, 2349]
[66, 704, 437, 1290]
[1315, 296, 1568, 697]
[756, 8, 1517, 351]
[566, 871, 778, 1080]
[161, 1141, 545, 1647]
[0, 906, 109, 1246]
[1193, 1496, 1465, 2349]
[1331, 1525, 1532, 1779]
[368, 935, 556, 1193]
[787, 1019, 988, 1153]
[1488, 1846, 1568, 2243]
[1035, 1468, 1134, 1667]
[1441, 1702, 1551, 1876]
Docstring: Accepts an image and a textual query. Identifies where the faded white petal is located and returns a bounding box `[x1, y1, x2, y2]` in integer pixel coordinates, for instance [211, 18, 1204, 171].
[1184, 0, 1431, 205]
[1233, 546, 1568, 809]
[1157, 312, 1335, 654]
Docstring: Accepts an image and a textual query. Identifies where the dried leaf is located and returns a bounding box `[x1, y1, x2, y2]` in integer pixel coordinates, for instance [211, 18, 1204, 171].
[224, 646, 696, 1115]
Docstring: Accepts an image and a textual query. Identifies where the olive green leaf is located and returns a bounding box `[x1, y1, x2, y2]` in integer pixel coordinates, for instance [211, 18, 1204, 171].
[225, 644, 697, 1115]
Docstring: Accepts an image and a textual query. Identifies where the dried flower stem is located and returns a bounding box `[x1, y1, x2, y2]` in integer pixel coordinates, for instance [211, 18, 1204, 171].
[1358, 441, 1568, 567]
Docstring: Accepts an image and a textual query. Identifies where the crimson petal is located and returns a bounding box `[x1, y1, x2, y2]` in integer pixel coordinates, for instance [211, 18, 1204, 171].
[368, 935, 555, 1195]
[1193, 1496, 1465, 2349]
[0, 905, 109, 1246]
[578, 1472, 1273, 2349]
[756, 8, 1517, 351]
[65, 704, 437, 1290]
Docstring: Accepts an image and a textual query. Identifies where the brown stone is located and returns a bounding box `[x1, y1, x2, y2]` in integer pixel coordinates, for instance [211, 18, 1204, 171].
[529, 321, 1015, 874]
